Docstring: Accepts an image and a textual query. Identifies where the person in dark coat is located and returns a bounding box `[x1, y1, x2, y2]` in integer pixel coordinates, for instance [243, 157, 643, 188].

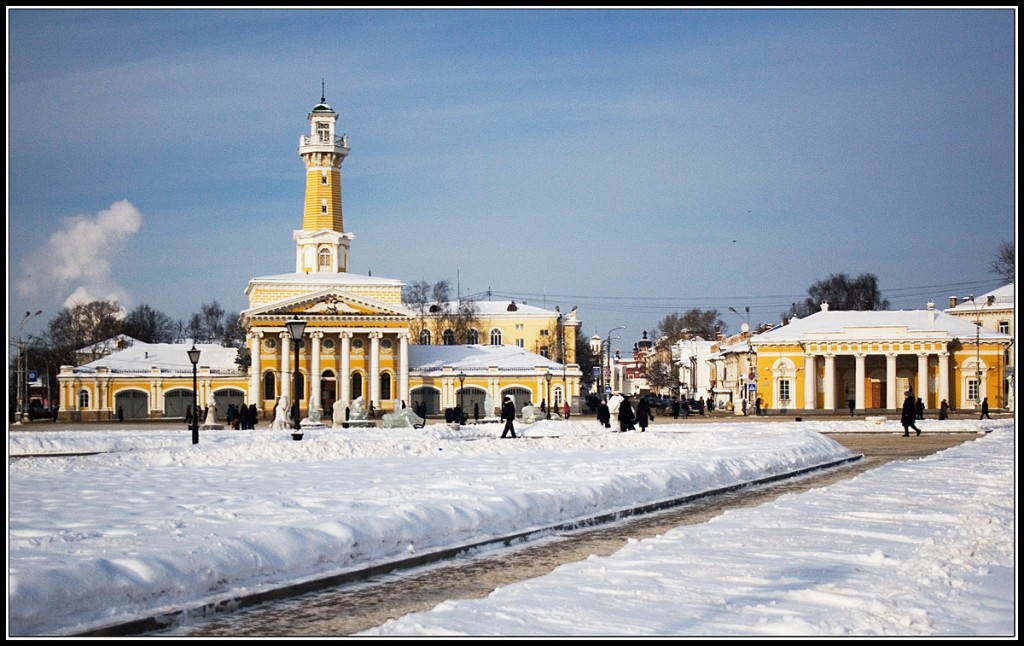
[248, 403, 258, 429]
[916, 397, 925, 420]
[671, 399, 680, 419]
[597, 399, 611, 428]
[500, 396, 517, 438]
[117, 406, 125, 422]
[848, 398, 855, 416]
[635, 397, 652, 432]
[901, 392, 921, 436]
[939, 399, 949, 420]
[617, 395, 635, 432]
[980, 397, 990, 419]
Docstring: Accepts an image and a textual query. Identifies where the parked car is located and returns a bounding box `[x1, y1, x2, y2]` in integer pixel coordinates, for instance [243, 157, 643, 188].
[643, 396, 674, 415]
[27, 401, 54, 421]
[681, 399, 706, 416]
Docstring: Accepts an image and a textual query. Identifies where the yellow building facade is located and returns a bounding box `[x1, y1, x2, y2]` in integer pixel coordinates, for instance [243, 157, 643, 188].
[59, 92, 581, 421]
[750, 302, 1012, 413]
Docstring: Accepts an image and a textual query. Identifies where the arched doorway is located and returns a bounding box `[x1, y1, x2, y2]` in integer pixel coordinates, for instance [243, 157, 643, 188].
[321, 369, 337, 411]
[457, 386, 488, 419]
[114, 390, 148, 420]
[164, 388, 194, 419]
[214, 388, 246, 420]
[410, 386, 440, 416]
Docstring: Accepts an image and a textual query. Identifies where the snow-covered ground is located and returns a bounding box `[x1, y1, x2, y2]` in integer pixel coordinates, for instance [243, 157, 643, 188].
[7, 417, 1014, 637]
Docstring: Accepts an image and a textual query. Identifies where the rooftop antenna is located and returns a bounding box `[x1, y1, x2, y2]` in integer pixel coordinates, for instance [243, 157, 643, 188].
[321, 78, 326, 102]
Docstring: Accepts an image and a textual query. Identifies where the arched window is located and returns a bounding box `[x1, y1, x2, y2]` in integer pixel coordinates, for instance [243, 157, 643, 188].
[419, 329, 431, 345]
[78, 389, 90, 409]
[490, 328, 502, 345]
[466, 329, 479, 344]
[318, 248, 332, 269]
[351, 372, 363, 400]
[443, 329, 455, 345]
[263, 372, 276, 401]
[380, 373, 392, 400]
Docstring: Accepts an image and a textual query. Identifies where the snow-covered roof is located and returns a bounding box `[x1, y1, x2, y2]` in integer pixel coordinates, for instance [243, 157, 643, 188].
[73, 342, 242, 375]
[247, 272, 404, 288]
[409, 344, 569, 374]
[752, 309, 1012, 344]
[426, 300, 561, 318]
[946, 283, 1014, 313]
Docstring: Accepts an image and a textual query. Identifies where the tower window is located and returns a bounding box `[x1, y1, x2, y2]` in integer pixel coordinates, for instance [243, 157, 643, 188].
[318, 249, 332, 269]
[321, 172, 328, 185]
[321, 198, 328, 214]
[317, 122, 330, 143]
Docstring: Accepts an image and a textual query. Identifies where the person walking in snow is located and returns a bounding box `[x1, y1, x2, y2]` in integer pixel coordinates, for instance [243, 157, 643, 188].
[635, 397, 652, 433]
[617, 394, 636, 432]
[980, 397, 990, 419]
[500, 396, 517, 439]
[597, 399, 611, 428]
[901, 392, 921, 437]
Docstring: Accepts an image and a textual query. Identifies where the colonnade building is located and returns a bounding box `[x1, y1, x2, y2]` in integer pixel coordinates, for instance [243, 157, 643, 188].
[58, 92, 581, 422]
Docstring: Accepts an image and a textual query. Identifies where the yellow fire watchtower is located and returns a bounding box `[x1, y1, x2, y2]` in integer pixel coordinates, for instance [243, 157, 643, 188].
[294, 88, 353, 274]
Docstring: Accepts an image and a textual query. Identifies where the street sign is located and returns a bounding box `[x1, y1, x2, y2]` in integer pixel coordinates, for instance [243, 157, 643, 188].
[604, 386, 612, 394]
[747, 383, 756, 395]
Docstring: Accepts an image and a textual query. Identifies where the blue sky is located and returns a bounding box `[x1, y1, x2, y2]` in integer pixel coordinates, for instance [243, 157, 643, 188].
[7, 8, 1016, 348]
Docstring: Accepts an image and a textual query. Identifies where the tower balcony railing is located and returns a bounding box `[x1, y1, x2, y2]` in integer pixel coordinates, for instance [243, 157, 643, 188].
[300, 134, 350, 149]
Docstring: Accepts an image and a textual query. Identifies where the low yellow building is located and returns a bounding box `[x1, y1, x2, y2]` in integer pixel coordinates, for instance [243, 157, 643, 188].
[750, 301, 1012, 413]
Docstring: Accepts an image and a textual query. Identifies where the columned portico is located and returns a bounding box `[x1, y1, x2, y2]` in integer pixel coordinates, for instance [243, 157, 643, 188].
[340, 331, 352, 408]
[310, 330, 323, 413]
[854, 353, 866, 410]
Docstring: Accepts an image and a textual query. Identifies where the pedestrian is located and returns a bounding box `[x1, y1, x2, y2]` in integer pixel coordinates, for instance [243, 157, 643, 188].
[563, 401, 570, 419]
[474, 402, 480, 422]
[980, 397, 990, 419]
[500, 396, 517, 438]
[635, 396, 651, 432]
[706, 397, 713, 414]
[939, 399, 949, 420]
[185, 405, 193, 427]
[52, 403, 59, 423]
[540, 399, 546, 415]
[597, 399, 611, 428]
[848, 398, 855, 416]
[672, 399, 680, 419]
[681, 399, 691, 418]
[117, 406, 125, 423]
[756, 396, 762, 416]
[916, 397, 925, 420]
[248, 403, 258, 429]
[617, 394, 635, 432]
[901, 392, 921, 437]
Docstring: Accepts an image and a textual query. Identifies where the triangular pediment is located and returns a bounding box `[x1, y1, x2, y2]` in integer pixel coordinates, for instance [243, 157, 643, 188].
[241, 288, 415, 324]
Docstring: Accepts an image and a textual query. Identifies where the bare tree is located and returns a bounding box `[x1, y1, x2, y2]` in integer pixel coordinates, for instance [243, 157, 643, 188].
[988, 241, 1014, 283]
[787, 273, 890, 318]
[43, 300, 125, 367]
[121, 304, 177, 343]
[654, 309, 724, 345]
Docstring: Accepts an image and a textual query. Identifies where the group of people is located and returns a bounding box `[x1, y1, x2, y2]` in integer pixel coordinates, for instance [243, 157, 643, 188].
[226, 403, 258, 429]
[593, 394, 654, 433]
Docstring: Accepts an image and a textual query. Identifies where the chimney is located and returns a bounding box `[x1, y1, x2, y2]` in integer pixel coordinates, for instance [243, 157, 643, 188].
[949, 296, 958, 308]
[927, 300, 935, 322]
[820, 301, 830, 312]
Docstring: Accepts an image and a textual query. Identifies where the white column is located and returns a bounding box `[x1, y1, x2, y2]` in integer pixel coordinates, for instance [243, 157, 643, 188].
[369, 331, 381, 408]
[938, 351, 950, 405]
[310, 330, 323, 413]
[823, 354, 836, 410]
[340, 331, 352, 408]
[854, 353, 866, 410]
[803, 354, 816, 410]
[280, 332, 291, 405]
[886, 352, 898, 410]
[399, 332, 410, 407]
[917, 353, 929, 405]
[249, 331, 262, 406]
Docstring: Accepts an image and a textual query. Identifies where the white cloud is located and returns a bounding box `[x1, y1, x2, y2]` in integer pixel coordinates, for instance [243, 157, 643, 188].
[16, 200, 142, 308]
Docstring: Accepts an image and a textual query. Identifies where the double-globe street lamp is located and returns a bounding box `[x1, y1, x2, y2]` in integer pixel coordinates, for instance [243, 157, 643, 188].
[545, 371, 553, 419]
[285, 316, 307, 437]
[603, 325, 627, 396]
[965, 295, 987, 410]
[187, 344, 201, 444]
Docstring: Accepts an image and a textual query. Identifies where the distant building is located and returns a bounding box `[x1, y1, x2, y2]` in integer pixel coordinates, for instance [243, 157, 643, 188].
[750, 301, 1012, 413]
[945, 284, 1014, 411]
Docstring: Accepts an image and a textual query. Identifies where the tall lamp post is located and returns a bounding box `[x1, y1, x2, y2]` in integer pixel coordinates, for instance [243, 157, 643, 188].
[17, 310, 43, 424]
[285, 316, 307, 436]
[603, 325, 627, 396]
[729, 307, 752, 414]
[545, 371, 553, 419]
[457, 371, 466, 425]
[187, 345, 201, 444]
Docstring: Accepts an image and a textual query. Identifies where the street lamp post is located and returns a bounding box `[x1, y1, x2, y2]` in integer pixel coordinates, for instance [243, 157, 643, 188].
[187, 345, 201, 444]
[457, 371, 466, 426]
[603, 325, 627, 396]
[16, 310, 43, 424]
[285, 316, 307, 437]
[545, 371, 553, 419]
